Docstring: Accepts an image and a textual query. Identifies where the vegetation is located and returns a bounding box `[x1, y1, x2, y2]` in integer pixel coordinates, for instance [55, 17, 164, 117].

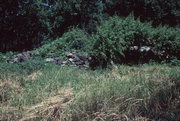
[0, 62, 179, 120]
[34, 27, 92, 58]
[90, 15, 180, 67]
[0, 0, 179, 52]
[0, 1, 179, 120]
[33, 15, 180, 66]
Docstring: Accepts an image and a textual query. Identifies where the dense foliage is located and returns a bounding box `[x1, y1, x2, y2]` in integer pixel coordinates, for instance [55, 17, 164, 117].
[0, 0, 179, 52]
[106, 0, 180, 26]
[90, 16, 180, 67]
[34, 27, 91, 58]
[90, 16, 149, 67]
[32, 15, 180, 67]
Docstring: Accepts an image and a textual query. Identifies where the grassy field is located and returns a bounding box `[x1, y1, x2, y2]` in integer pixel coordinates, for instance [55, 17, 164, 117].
[0, 62, 180, 121]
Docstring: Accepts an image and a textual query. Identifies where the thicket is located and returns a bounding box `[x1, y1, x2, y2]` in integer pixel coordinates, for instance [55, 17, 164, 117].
[0, 0, 179, 52]
[34, 15, 180, 67]
[90, 16, 180, 67]
[90, 16, 149, 67]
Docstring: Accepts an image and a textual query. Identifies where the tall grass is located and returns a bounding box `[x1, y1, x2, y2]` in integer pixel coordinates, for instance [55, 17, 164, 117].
[0, 63, 179, 120]
[69, 65, 180, 120]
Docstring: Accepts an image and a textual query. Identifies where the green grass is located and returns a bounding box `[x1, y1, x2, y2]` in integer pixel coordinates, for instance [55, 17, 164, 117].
[0, 62, 180, 121]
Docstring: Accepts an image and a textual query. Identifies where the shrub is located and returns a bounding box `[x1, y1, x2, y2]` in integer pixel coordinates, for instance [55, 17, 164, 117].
[170, 57, 180, 66]
[0, 53, 5, 62]
[90, 15, 180, 68]
[149, 26, 180, 61]
[34, 27, 92, 58]
[33, 38, 66, 58]
[0, 52, 14, 62]
[61, 27, 93, 51]
[90, 15, 151, 67]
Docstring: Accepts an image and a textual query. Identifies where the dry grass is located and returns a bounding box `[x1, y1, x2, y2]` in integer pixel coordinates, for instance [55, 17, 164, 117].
[0, 80, 24, 103]
[1, 87, 73, 121]
[0, 80, 21, 88]
[26, 71, 42, 81]
[20, 88, 73, 121]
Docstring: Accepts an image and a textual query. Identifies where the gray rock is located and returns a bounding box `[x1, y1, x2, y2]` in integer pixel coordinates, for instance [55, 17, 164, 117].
[45, 57, 63, 64]
[140, 46, 151, 52]
[45, 58, 55, 62]
[64, 52, 76, 58]
[130, 46, 139, 51]
[7, 51, 32, 63]
[74, 60, 85, 65]
[64, 51, 90, 68]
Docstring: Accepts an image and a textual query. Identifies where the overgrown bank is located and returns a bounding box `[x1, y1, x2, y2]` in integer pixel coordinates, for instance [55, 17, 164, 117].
[32, 15, 180, 68]
[1, 15, 179, 69]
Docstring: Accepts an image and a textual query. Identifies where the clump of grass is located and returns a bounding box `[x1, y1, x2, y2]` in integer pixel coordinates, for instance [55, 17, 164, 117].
[68, 65, 180, 121]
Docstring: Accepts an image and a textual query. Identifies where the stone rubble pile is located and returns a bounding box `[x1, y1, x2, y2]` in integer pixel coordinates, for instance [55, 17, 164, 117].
[7, 51, 90, 69]
[6, 46, 170, 68]
[7, 51, 32, 63]
[45, 52, 90, 69]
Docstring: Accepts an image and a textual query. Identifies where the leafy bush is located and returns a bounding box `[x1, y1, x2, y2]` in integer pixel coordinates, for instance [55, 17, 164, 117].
[61, 27, 93, 51]
[90, 15, 151, 67]
[33, 38, 66, 58]
[89, 15, 180, 68]
[149, 26, 180, 61]
[170, 58, 180, 66]
[0, 53, 5, 62]
[34, 27, 92, 58]
[0, 52, 14, 62]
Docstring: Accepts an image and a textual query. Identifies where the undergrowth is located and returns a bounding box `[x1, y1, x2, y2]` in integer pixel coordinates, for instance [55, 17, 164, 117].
[32, 15, 180, 67]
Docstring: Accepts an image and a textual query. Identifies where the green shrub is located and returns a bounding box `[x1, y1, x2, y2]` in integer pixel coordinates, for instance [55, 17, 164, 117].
[90, 15, 180, 67]
[61, 27, 93, 51]
[170, 57, 180, 66]
[0, 53, 5, 62]
[33, 38, 66, 58]
[0, 52, 14, 62]
[90, 15, 151, 67]
[34, 27, 92, 58]
[33, 15, 179, 67]
[149, 26, 180, 61]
